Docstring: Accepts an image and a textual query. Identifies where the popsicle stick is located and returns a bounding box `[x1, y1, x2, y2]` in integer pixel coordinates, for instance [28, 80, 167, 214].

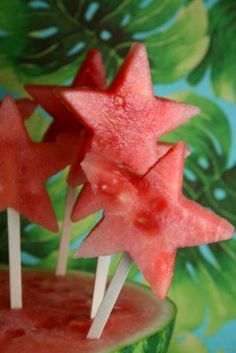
[87, 253, 133, 339]
[56, 186, 77, 276]
[90, 255, 111, 319]
[7, 208, 22, 309]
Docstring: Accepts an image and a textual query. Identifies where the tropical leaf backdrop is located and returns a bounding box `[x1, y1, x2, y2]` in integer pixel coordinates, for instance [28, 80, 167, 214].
[0, 1, 235, 352]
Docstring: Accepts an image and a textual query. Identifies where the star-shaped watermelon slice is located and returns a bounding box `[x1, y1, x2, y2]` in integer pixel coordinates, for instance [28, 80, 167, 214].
[72, 143, 234, 300]
[0, 98, 36, 120]
[25, 48, 107, 142]
[0, 97, 77, 232]
[59, 43, 200, 175]
[71, 142, 189, 220]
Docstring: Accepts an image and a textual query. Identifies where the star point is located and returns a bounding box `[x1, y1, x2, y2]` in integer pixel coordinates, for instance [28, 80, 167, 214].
[0, 96, 36, 120]
[110, 43, 154, 96]
[72, 47, 107, 89]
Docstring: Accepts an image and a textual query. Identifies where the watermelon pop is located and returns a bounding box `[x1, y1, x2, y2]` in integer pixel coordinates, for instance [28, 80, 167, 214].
[57, 44, 190, 310]
[73, 143, 234, 338]
[73, 144, 234, 299]
[0, 96, 77, 309]
[0, 98, 36, 120]
[58, 43, 198, 317]
[59, 43, 200, 175]
[71, 141, 186, 320]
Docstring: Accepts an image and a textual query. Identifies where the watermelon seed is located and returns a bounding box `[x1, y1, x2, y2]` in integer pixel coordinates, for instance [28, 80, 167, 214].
[134, 212, 158, 233]
[118, 193, 130, 204]
[101, 184, 108, 191]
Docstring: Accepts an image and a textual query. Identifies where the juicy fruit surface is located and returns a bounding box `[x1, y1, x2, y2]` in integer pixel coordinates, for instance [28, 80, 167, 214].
[14, 99, 36, 120]
[26, 84, 84, 142]
[73, 143, 234, 299]
[0, 97, 77, 231]
[0, 270, 175, 353]
[72, 48, 107, 90]
[71, 142, 190, 220]
[26, 48, 107, 144]
[61, 44, 199, 174]
[0, 98, 36, 120]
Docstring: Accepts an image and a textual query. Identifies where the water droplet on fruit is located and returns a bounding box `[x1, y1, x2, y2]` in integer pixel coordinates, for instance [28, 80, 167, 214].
[115, 95, 125, 106]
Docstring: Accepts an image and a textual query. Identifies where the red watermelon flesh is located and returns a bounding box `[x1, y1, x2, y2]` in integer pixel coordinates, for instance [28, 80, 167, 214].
[26, 48, 107, 143]
[0, 270, 176, 353]
[55, 129, 93, 186]
[25, 84, 84, 142]
[60, 43, 200, 175]
[0, 98, 36, 120]
[0, 97, 77, 232]
[56, 130, 93, 186]
[72, 48, 107, 89]
[73, 143, 234, 300]
[67, 139, 178, 187]
[72, 142, 191, 219]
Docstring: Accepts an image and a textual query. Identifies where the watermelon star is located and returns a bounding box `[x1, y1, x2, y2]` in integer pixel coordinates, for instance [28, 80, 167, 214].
[26, 48, 107, 142]
[72, 143, 234, 300]
[60, 43, 200, 174]
[0, 98, 36, 120]
[0, 97, 77, 232]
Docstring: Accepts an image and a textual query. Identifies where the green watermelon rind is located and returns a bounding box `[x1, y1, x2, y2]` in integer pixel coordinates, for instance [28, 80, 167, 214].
[107, 283, 176, 353]
[74, 271, 177, 353]
[111, 315, 175, 353]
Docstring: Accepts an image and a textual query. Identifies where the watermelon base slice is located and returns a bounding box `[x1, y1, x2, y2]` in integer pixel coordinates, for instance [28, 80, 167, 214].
[0, 269, 176, 353]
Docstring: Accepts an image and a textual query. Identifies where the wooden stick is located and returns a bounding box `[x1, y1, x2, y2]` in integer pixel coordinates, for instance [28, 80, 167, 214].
[7, 208, 22, 309]
[90, 255, 111, 319]
[87, 253, 132, 339]
[56, 186, 77, 276]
